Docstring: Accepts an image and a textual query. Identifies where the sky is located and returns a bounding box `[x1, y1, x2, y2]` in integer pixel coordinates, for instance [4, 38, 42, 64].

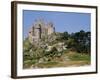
[23, 10, 91, 39]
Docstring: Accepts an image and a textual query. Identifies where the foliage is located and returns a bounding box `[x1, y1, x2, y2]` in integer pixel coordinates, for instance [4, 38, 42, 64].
[68, 52, 90, 61]
[75, 30, 90, 53]
[61, 31, 69, 40]
[23, 30, 91, 68]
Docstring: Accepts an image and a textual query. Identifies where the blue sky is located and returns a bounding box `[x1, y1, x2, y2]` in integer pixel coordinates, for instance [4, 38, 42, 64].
[23, 10, 91, 39]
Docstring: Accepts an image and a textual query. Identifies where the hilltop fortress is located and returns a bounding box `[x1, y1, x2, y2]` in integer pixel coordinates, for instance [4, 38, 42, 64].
[28, 19, 55, 44]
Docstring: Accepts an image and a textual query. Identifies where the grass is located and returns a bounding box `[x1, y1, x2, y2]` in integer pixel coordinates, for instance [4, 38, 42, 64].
[23, 51, 91, 68]
[68, 52, 90, 61]
[36, 61, 58, 68]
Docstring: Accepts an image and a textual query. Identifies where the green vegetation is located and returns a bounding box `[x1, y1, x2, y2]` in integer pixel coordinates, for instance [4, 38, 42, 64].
[68, 52, 90, 61]
[23, 30, 91, 69]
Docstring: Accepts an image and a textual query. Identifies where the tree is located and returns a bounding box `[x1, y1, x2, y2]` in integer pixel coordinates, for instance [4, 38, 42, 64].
[66, 38, 76, 50]
[62, 31, 69, 40]
[66, 30, 91, 54]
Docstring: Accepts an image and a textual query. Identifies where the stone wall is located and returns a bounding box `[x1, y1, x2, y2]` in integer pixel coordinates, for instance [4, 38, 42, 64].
[28, 19, 55, 44]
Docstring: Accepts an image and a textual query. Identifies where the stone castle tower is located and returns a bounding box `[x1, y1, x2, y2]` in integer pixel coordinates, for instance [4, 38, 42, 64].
[28, 19, 55, 44]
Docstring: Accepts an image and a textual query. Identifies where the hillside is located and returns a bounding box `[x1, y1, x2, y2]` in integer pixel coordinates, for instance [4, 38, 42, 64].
[23, 30, 91, 69]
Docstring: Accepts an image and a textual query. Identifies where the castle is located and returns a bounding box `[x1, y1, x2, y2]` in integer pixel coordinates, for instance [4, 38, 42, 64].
[28, 19, 55, 44]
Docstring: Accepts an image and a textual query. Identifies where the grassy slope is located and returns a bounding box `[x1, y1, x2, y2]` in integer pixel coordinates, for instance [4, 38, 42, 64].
[24, 51, 90, 69]
[23, 33, 91, 69]
[36, 51, 90, 68]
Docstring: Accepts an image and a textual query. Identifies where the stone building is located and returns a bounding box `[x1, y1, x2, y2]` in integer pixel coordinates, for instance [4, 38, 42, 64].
[28, 19, 55, 44]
